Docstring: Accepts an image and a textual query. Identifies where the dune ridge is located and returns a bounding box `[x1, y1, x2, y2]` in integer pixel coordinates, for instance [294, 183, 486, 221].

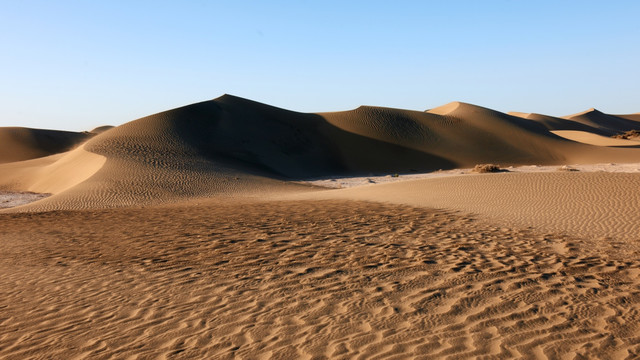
[508, 112, 614, 135]
[562, 108, 640, 135]
[1, 95, 640, 358]
[1, 95, 640, 211]
[0, 127, 93, 163]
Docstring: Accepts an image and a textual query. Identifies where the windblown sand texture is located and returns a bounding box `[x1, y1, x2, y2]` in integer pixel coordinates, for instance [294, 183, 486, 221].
[302, 172, 640, 242]
[1, 95, 640, 358]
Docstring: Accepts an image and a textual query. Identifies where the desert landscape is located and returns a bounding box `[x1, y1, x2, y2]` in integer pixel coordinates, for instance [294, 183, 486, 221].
[0, 95, 639, 359]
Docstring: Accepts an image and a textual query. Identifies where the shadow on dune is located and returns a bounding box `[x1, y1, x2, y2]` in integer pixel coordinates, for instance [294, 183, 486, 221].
[0, 127, 94, 163]
[3, 94, 640, 211]
[562, 108, 640, 136]
[90, 94, 639, 183]
[170, 95, 456, 179]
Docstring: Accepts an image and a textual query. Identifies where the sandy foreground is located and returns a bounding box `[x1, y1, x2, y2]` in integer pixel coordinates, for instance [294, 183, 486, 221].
[2, 199, 640, 359]
[1, 96, 640, 359]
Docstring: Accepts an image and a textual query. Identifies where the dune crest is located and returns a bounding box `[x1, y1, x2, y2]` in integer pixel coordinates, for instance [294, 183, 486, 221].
[425, 101, 462, 115]
[0, 127, 93, 163]
[0, 144, 106, 198]
[1, 95, 639, 211]
[89, 125, 115, 134]
[562, 108, 640, 135]
[29, 144, 107, 194]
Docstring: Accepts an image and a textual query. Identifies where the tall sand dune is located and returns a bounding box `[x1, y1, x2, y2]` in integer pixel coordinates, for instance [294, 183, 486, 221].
[0, 127, 93, 163]
[1, 95, 639, 211]
[2, 98, 319, 211]
[322, 101, 640, 169]
[563, 108, 640, 135]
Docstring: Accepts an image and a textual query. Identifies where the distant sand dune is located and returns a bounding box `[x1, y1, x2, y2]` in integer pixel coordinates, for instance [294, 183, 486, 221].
[0, 127, 93, 163]
[551, 130, 640, 147]
[89, 125, 115, 134]
[509, 112, 613, 135]
[510, 109, 640, 138]
[616, 113, 640, 122]
[562, 108, 640, 135]
[2, 96, 640, 211]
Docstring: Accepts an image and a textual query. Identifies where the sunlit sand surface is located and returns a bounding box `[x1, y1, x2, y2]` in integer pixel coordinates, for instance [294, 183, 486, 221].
[1, 96, 639, 358]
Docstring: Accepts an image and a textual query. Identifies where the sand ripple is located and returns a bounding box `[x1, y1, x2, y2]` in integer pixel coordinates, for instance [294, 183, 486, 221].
[312, 172, 640, 241]
[2, 200, 640, 358]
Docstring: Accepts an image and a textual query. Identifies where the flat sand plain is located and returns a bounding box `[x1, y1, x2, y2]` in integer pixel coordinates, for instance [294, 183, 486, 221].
[1, 96, 639, 359]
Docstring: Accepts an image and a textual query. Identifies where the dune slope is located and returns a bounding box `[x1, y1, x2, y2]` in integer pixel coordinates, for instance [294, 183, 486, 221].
[0, 127, 93, 163]
[509, 112, 613, 135]
[551, 130, 640, 147]
[1, 95, 640, 211]
[322, 101, 640, 167]
[2, 97, 640, 358]
[563, 108, 640, 135]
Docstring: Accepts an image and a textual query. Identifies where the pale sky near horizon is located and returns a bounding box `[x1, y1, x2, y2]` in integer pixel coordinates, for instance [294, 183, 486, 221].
[1, 1, 639, 131]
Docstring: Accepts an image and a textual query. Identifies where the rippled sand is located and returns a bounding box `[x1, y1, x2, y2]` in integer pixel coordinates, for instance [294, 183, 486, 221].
[1, 96, 639, 358]
[302, 171, 640, 242]
[2, 200, 640, 359]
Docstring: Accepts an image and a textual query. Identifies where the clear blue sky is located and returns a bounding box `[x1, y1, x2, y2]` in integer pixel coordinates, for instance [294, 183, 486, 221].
[1, 1, 639, 131]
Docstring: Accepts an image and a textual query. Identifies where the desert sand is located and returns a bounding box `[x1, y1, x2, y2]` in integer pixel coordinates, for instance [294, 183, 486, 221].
[549, 131, 640, 147]
[1, 95, 640, 359]
[0, 127, 94, 164]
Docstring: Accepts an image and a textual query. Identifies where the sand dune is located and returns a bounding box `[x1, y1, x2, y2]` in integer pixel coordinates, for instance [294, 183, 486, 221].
[616, 113, 640, 122]
[89, 125, 115, 134]
[320, 102, 564, 169]
[0, 144, 106, 196]
[511, 110, 640, 138]
[321, 101, 640, 169]
[551, 130, 640, 147]
[508, 112, 613, 135]
[562, 108, 640, 136]
[0, 127, 93, 163]
[1, 96, 639, 211]
[1, 96, 640, 358]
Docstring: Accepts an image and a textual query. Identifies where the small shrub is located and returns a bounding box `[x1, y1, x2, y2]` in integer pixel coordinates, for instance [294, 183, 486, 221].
[472, 164, 502, 173]
[612, 130, 640, 140]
